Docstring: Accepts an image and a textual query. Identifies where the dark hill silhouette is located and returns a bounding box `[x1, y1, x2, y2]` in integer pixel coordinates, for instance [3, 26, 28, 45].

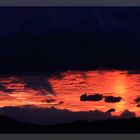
[0, 114, 140, 133]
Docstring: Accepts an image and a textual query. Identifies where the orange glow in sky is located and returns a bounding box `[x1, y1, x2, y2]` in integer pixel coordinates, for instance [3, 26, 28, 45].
[0, 70, 140, 116]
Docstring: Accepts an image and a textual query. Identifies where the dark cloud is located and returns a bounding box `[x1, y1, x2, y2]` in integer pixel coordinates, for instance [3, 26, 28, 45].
[128, 70, 140, 75]
[59, 101, 64, 105]
[0, 85, 8, 92]
[41, 99, 64, 106]
[135, 97, 140, 103]
[0, 84, 15, 93]
[104, 96, 122, 103]
[1, 7, 140, 74]
[80, 93, 103, 101]
[106, 108, 115, 113]
[80, 94, 123, 103]
[42, 99, 56, 103]
[3, 89, 15, 93]
[18, 76, 55, 95]
[136, 104, 140, 107]
[120, 110, 136, 119]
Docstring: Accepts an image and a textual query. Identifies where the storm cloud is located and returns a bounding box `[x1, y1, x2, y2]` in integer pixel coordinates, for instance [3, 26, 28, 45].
[0, 7, 140, 74]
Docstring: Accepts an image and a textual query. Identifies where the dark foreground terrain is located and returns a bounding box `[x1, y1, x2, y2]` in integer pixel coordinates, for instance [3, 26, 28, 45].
[0, 115, 140, 133]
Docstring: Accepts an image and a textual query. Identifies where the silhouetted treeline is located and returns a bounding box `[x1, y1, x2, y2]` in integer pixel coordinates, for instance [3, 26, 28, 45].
[1, 115, 140, 133]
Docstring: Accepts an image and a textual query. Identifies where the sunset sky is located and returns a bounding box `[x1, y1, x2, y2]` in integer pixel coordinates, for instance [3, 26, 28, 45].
[0, 7, 140, 124]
